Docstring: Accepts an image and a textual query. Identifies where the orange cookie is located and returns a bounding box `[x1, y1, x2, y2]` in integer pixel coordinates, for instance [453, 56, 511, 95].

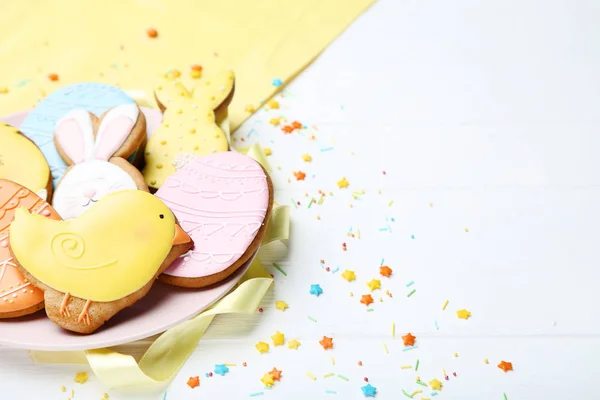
[0, 180, 61, 318]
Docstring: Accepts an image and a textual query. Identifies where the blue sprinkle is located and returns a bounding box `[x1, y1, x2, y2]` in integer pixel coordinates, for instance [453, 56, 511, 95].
[325, 390, 337, 394]
[250, 392, 264, 397]
[309, 284, 323, 296]
[331, 266, 340, 273]
[380, 258, 384, 265]
[205, 373, 210, 377]
[434, 320, 439, 330]
[247, 128, 258, 138]
[390, 217, 395, 222]
[320, 147, 334, 152]
[431, 392, 439, 397]
[402, 346, 418, 352]
[411, 235, 415, 239]
[378, 227, 389, 232]
[163, 392, 167, 400]
[406, 281, 414, 287]
[272, 78, 283, 86]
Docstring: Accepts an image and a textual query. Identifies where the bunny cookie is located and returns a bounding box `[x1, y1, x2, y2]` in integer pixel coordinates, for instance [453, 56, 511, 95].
[143, 70, 235, 190]
[52, 104, 149, 220]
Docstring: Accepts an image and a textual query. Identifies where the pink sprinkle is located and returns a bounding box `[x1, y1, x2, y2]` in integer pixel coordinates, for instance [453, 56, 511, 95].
[42, 209, 51, 216]
[0, 240, 7, 248]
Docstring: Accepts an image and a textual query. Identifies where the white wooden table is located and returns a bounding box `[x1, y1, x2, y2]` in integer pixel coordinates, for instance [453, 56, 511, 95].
[2, 0, 599, 398]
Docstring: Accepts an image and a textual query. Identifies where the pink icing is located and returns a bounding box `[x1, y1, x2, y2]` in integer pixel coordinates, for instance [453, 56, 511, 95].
[155, 152, 269, 278]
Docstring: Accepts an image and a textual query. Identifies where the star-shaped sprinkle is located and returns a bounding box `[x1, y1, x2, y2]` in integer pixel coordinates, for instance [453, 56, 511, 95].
[429, 378, 443, 390]
[342, 270, 356, 281]
[457, 309, 471, 319]
[402, 332, 416, 347]
[302, 154, 312, 162]
[309, 284, 323, 296]
[271, 330, 285, 346]
[498, 361, 513, 372]
[366, 279, 381, 291]
[319, 336, 334, 350]
[268, 99, 280, 109]
[263, 147, 272, 156]
[288, 339, 301, 349]
[214, 364, 229, 376]
[360, 294, 374, 306]
[187, 376, 200, 389]
[261, 373, 274, 387]
[74, 372, 88, 384]
[255, 341, 270, 353]
[269, 117, 281, 126]
[275, 300, 288, 311]
[379, 266, 393, 277]
[337, 177, 349, 189]
[294, 171, 306, 181]
[361, 383, 377, 397]
[269, 368, 282, 380]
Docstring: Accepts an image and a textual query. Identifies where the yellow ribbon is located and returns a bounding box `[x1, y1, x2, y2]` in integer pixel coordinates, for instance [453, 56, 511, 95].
[28, 124, 289, 393]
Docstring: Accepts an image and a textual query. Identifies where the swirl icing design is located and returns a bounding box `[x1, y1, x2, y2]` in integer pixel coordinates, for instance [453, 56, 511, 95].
[0, 180, 61, 315]
[19, 83, 136, 187]
[155, 152, 269, 278]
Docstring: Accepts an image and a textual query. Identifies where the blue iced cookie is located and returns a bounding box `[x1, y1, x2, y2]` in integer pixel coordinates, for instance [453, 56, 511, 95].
[20, 83, 142, 187]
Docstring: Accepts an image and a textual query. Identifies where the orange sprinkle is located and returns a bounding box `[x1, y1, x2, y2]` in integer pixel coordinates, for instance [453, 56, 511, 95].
[147, 28, 158, 38]
[292, 121, 303, 129]
[379, 266, 393, 277]
[48, 73, 59, 82]
[498, 361, 513, 372]
[360, 294, 374, 306]
[269, 368, 283, 380]
[293, 171, 306, 181]
[282, 125, 295, 133]
[402, 332, 417, 347]
[319, 336, 334, 350]
[191, 64, 203, 72]
[187, 376, 200, 389]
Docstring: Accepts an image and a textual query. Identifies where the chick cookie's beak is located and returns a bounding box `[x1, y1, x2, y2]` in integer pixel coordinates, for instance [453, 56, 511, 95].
[172, 224, 192, 246]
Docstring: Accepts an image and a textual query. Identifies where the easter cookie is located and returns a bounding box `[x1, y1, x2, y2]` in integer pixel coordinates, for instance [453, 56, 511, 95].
[0, 123, 52, 200]
[155, 152, 273, 288]
[143, 71, 235, 190]
[9, 190, 193, 334]
[0, 180, 61, 318]
[52, 104, 149, 220]
[19, 83, 145, 187]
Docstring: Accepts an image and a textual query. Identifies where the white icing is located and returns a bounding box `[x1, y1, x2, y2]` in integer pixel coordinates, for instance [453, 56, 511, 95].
[54, 109, 96, 163]
[52, 160, 138, 220]
[94, 104, 139, 160]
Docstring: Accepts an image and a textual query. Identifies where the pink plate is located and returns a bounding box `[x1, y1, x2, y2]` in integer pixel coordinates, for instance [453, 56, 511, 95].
[0, 108, 252, 351]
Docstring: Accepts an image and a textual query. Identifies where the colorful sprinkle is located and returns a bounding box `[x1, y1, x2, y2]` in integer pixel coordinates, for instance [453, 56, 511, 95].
[498, 361, 513, 372]
[337, 177, 350, 189]
[309, 284, 323, 296]
[261, 373, 274, 387]
[48, 73, 60, 82]
[442, 300, 449, 310]
[360, 294, 374, 306]
[407, 289, 416, 297]
[342, 270, 356, 281]
[271, 330, 285, 346]
[288, 339, 301, 349]
[272, 263, 287, 276]
[74, 372, 88, 384]
[294, 171, 306, 181]
[361, 383, 377, 397]
[187, 376, 200, 389]
[323, 372, 335, 378]
[320, 336, 334, 350]
[275, 300, 288, 311]
[457, 309, 471, 319]
[146, 28, 158, 38]
[308, 316, 318, 323]
[214, 364, 229, 376]
[306, 371, 317, 380]
[380, 266, 393, 277]
[255, 342, 270, 353]
[272, 78, 283, 86]
[337, 374, 349, 381]
[249, 392, 264, 397]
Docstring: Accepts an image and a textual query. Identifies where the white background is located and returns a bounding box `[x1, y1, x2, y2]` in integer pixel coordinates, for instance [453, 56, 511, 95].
[2, 0, 600, 398]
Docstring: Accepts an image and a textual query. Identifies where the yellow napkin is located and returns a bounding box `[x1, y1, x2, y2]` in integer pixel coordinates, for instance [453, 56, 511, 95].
[0, 0, 374, 130]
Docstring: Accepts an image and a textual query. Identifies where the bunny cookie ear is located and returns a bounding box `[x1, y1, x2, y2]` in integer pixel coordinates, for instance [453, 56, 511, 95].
[94, 104, 140, 161]
[190, 70, 235, 111]
[54, 109, 95, 164]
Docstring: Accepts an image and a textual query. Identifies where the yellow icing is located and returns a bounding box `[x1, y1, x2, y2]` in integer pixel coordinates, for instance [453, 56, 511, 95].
[9, 190, 177, 302]
[143, 71, 234, 189]
[0, 124, 49, 195]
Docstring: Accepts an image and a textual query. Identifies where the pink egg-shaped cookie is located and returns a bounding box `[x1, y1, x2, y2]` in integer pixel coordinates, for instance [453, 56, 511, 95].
[155, 152, 273, 287]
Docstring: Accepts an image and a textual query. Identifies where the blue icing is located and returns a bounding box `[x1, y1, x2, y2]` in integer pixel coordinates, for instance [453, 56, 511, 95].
[20, 82, 137, 188]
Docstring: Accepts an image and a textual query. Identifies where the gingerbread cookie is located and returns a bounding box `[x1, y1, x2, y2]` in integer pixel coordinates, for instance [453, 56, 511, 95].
[143, 70, 235, 190]
[0, 180, 61, 318]
[19, 83, 144, 187]
[51, 104, 149, 220]
[9, 190, 193, 334]
[155, 152, 273, 288]
[0, 123, 52, 200]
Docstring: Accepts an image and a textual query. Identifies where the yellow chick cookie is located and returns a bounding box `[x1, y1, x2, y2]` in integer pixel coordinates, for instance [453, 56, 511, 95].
[9, 190, 193, 334]
[143, 71, 235, 189]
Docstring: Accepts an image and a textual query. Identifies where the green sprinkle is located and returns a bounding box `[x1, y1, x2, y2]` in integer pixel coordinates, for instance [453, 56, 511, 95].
[291, 199, 297, 208]
[415, 359, 420, 371]
[337, 374, 349, 381]
[366, 308, 374, 312]
[402, 389, 412, 398]
[325, 390, 337, 394]
[272, 263, 287, 276]
[416, 380, 427, 387]
[407, 289, 416, 297]
[249, 392, 264, 397]
[503, 394, 508, 400]
[308, 198, 315, 208]
[308, 316, 317, 322]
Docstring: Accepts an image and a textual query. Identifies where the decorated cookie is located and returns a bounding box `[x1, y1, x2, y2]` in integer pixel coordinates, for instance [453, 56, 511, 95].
[52, 104, 149, 220]
[9, 190, 193, 334]
[143, 70, 235, 190]
[0, 180, 61, 318]
[155, 151, 273, 288]
[19, 83, 144, 187]
[0, 123, 52, 200]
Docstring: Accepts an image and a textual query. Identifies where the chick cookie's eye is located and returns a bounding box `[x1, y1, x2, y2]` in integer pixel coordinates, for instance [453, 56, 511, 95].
[159, 214, 164, 219]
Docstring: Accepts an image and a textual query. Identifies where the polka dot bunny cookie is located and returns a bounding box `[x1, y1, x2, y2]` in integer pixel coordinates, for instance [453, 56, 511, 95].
[143, 70, 235, 190]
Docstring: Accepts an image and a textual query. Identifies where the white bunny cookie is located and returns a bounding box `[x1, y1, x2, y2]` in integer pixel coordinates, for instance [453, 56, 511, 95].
[52, 104, 149, 220]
